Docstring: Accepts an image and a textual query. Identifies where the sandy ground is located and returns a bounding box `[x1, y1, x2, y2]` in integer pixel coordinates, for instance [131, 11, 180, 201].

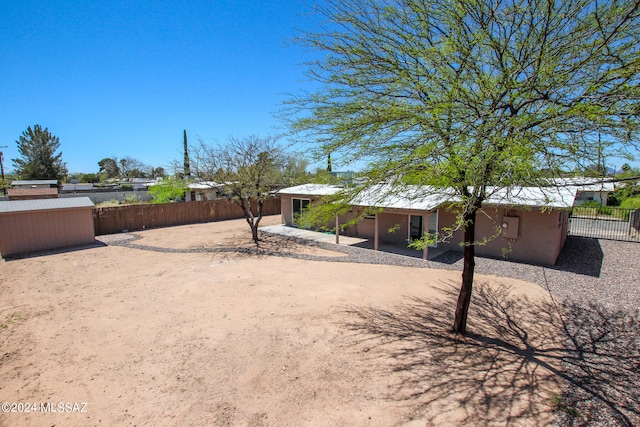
[0, 215, 565, 426]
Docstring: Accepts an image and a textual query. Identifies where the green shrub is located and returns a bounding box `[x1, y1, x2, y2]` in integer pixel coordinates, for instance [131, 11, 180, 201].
[620, 197, 640, 209]
[148, 177, 187, 204]
[123, 193, 140, 204]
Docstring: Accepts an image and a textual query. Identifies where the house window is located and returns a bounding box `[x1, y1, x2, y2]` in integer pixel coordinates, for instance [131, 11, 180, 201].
[292, 198, 310, 225]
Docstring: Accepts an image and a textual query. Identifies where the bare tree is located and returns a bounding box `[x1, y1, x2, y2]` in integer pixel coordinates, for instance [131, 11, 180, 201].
[118, 156, 150, 180]
[193, 135, 284, 244]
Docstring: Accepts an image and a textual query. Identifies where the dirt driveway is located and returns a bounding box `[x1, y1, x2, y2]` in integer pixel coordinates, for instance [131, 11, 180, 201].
[1, 215, 564, 426]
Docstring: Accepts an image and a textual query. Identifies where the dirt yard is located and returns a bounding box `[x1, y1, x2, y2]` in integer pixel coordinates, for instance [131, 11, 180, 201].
[0, 215, 565, 426]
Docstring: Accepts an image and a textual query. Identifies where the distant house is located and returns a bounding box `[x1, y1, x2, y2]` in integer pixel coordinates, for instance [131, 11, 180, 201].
[7, 187, 58, 201]
[11, 179, 58, 188]
[550, 177, 615, 205]
[278, 183, 576, 265]
[329, 171, 355, 185]
[0, 197, 95, 258]
[185, 181, 224, 202]
[128, 178, 156, 191]
[61, 183, 94, 192]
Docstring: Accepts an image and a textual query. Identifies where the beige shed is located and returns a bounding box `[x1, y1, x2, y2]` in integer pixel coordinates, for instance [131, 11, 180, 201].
[0, 197, 95, 258]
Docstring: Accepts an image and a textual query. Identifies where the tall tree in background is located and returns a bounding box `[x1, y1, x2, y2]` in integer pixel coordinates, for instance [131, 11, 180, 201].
[98, 157, 120, 179]
[183, 129, 191, 177]
[288, 0, 640, 334]
[12, 125, 68, 181]
[280, 155, 310, 186]
[192, 135, 284, 244]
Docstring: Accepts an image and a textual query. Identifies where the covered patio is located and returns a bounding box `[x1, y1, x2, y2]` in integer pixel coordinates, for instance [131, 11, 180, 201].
[277, 183, 579, 266]
[260, 223, 449, 260]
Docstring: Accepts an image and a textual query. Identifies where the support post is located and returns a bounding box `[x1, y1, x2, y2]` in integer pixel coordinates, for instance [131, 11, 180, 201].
[335, 215, 340, 244]
[374, 213, 379, 251]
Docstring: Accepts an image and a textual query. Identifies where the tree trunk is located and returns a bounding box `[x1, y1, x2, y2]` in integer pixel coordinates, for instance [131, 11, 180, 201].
[236, 198, 259, 245]
[251, 200, 265, 245]
[251, 224, 259, 244]
[452, 205, 479, 335]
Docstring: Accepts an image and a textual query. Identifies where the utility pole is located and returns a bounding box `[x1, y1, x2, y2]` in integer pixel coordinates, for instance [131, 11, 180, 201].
[0, 145, 7, 181]
[0, 145, 7, 196]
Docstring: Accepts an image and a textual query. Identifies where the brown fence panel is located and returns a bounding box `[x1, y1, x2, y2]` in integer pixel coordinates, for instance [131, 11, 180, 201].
[93, 197, 280, 235]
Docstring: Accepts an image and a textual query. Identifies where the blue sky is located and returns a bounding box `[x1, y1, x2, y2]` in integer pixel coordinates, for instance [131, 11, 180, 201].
[1, 0, 321, 174]
[2, 1, 638, 176]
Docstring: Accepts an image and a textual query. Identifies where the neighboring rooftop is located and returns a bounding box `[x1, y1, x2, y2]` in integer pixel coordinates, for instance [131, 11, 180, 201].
[548, 177, 615, 192]
[11, 179, 59, 187]
[277, 183, 342, 196]
[61, 183, 95, 191]
[187, 181, 224, 190]
[0, 197, 94, 214]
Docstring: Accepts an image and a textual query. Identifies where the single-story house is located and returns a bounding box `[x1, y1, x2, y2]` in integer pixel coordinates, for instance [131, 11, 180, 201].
[278, 183, 576, 265]
[0, 197, 95, 258]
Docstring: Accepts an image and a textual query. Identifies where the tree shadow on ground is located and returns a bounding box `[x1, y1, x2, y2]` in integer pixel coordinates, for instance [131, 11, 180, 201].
[430, 251, 464, 264]
[550, 237, 604, 278]
[343, 281, 639, 426]
[555, 301, 640, 426]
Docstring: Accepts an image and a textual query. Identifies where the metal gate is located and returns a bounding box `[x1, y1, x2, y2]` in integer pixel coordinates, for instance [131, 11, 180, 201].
[569, 206, 640, 242]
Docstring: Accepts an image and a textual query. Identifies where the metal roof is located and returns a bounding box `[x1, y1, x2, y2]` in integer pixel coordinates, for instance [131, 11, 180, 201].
[11, 179, 59, 186]
[188, 181, 223, 190]
[351, 184, 458, 211]
[277, 183, 577, 210]
[0, 197, 94, 213]
[547, 177, 615, 192]
[483, 186, 577, 209]
[277, 184, 342, 196]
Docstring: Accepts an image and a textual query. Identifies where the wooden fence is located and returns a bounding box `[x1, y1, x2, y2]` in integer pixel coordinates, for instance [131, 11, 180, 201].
[93, 197, 281, 236]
